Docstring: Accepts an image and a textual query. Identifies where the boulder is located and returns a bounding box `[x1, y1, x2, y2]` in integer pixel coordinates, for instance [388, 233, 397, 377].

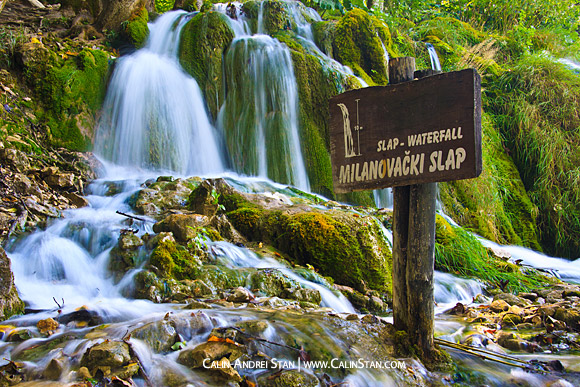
[177, 341, 245, 369]
[153, 213, 210, 242]
[131, 319, 177, 353]
[0, 247, 24, 320]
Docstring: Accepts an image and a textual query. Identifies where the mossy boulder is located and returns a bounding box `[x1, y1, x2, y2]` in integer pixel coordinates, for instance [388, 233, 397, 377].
[220, 183, 392, 294]
[332, 8, 392, 85]
[149, 240, 202, 280]
[17, 43, 110, 151]
[153, 213, 211, 242]
[134, 177, 201, 218]
[179, 11, 234, 119]
[109, 232, 144, 279]
[122, 6, 149, 48]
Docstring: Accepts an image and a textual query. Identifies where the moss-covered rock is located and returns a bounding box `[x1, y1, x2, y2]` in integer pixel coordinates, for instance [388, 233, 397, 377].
[152, 213, 211, 242]
[332, 8, 391, 85]
[134, 176, 201, 218]
[149, 240, 202, 280]
[122, 6, 149, 48]
[155, 0, 176, 13]
[109, 232, 144, 280]
[179, 11, 234, 119]
[17, 43, 110, 151]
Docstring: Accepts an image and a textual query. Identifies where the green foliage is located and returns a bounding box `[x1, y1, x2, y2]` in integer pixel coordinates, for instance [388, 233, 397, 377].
[486, 54, 580, 258]
[438, 114, 541, 250]
[435, 216, 547, 293]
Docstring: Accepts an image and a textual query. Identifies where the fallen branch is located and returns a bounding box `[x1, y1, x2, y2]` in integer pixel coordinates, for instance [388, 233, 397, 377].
[435, 338, 529, 368]
[115, 211, 149, 222]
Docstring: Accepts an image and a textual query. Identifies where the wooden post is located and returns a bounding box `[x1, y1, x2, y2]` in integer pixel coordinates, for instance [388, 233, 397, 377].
[389, 57, 415, 334]
[389, 57, 437, 360]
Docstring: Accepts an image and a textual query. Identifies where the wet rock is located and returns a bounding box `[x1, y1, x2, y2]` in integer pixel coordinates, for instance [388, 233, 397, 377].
[461, 334, 489, 348]
[563, 288, 580, 298]
[170, 311, 213, 341]
[0, 247, 24, 320]
[24, 198, 59, 218]
[236, 320, 269, 336]
[109, 233, 144, 278]
[188, 180, 220, 216]
[80, 340, 133, 375]
[282, 287, 321, 305]
[496, 331, 540, 352]
[256, 369, 319, 387]
[493, 293, 530, 306]
[153, 213, 210, 242]
[131, 319, 177, 353]
[37, 318, 59, 335]
[63, 192, 89, 208]
[501, 313, 523, 327]
[177, 340, 246, 369]
[518, 292, 538, 301]
[249, 269, 298, 297]
[43, 358, 64, 380]
[183, 279, 214, 297]
[489, 299, 510, 313]
[227, 286, 254, 303]
[554, 308, 580, 331]
[206, 357, 242, 382]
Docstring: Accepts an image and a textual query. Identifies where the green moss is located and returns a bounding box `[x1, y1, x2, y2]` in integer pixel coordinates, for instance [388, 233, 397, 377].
[123, 6, 149, 48]
[438, 113, 541, 251]
[227, 204, 392, 293]
[486, 54, 580, 258]
[149, 241, 200, 280]
[179, 11, 234, 120]
[23, 45, 110, 151]
[332, 8, 390, 85]
[435, 216, 546, 293]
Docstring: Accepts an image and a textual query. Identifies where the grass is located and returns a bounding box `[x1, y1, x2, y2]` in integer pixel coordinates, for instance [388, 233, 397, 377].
[435, 216, 549, 293]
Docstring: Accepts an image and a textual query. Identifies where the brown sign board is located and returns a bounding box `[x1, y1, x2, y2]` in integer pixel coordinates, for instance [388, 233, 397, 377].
[329, 68, 482, 193]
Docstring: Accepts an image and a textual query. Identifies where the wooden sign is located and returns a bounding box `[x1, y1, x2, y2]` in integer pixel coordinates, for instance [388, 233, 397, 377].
[329, 68, 482, 193]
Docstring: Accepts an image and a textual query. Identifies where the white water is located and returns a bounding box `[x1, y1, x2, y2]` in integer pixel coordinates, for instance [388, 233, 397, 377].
[94, 11, 225, 176]
[426, 43, 442, 71]
[217, 3, 310, 190]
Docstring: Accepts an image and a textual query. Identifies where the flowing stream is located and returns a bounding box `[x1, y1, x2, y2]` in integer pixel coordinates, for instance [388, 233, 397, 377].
[3, 3, 580, 386]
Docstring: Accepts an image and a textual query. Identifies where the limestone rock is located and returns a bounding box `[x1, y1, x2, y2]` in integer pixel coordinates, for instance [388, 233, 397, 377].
[227, 286, 254, 303]
[131, 319, 177, 353]
[153, 213, 210, 242]
[177, 341, 245, 369]
[45, 173, 75, 189]
[489, 299, 510, 313]
[81, 340, 132, 371]
[0, 247, 24, 320]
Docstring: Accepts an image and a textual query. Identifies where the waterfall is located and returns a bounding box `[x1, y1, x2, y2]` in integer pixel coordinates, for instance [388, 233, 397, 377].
[216, 3, 310, 190]
[426, 43, 442, 72]
[94, 11, 225, 176]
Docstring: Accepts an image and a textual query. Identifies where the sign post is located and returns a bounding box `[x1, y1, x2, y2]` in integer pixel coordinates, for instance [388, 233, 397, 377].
[329, 58, 482, 361]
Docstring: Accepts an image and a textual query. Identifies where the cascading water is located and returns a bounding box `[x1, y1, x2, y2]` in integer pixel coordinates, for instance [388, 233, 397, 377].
[426, 42, 442, 72]
[217, 3, 310, 190]
[94, 11, 225, 175]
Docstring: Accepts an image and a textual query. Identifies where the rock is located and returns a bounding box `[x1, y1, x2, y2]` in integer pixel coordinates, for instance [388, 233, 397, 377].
[206, 357, 242, 382]
[131, 319, 177, 353]
[256, 369, 319, 387]
[118, 233, 144, 250]
[489, 299, 510, 313]
[496, 331, 540, 352]
[461, 334, 489, 348]
[518, 292, 538, 301]
[0, 247, 24, 320]
[227, 287, 254, 303]
[554, 308, 580, 330]
[493, 293, 529, 306]
[282, 287, 321, 305]
[177, 341, 245, 369]
[188, 180, 220, 216]
[183, 279, 214, 297]
[249, 269, 298, 297]
[0, 148, 30, 172]
[80, 340, 132, 372]
[37, 318, 59, 335]
[501, 313, 523, 327]
[43, 358, 64, 380]
[45, 173, 75, 189]
[236, 320, 269, 336]
[24, 198, 59, 218]
[170, 311, 213, 341]
[563, 288, 580, 298]
[153, 213, 211, 242]
[63, 192, 89, 208]
[13, 173, 41, 197]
